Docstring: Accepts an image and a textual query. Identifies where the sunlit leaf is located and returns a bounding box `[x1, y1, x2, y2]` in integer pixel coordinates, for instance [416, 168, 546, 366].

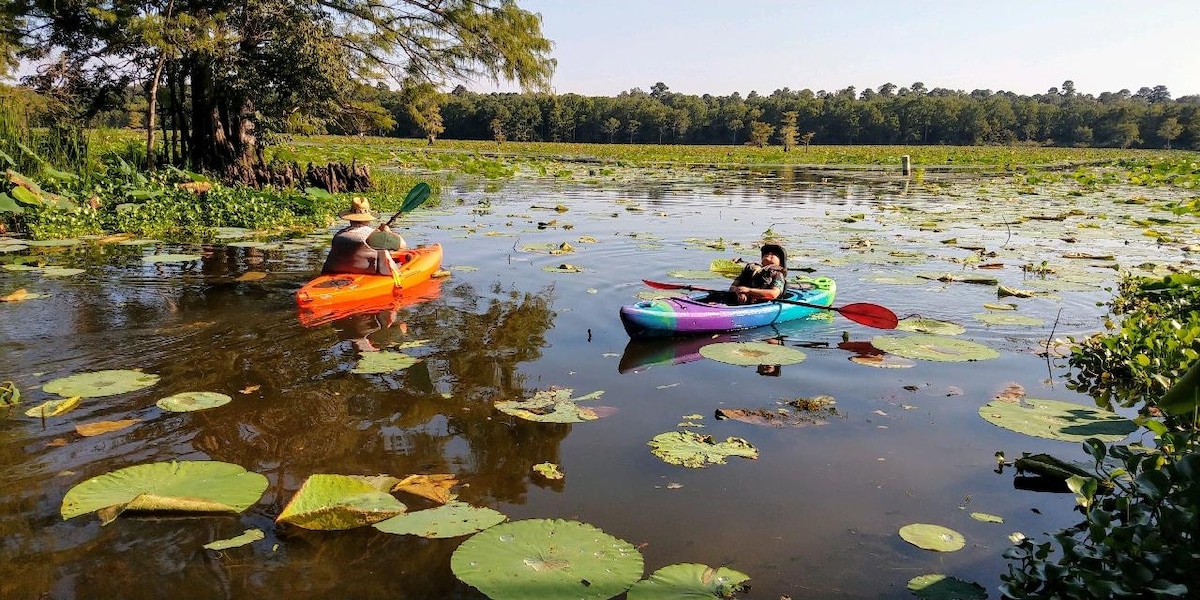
[698, 342, 807, 366]
[156, 392, 231, 412]
[142, 253, 201, 263]
[451, 519, 643, 600]
[0, 380, 19, 406]
[75, 419, 141, 437]
[533, 463, 564, 479]
[352, 350, 420, 374]
[895, 318, 965, 336]
[24, 396, 81, 418]
[648, 431, 758, 468]
[494, 388, 606, 423]
[374, 501, 506, 538]
[627, 563, 751, 600]
[898, 523, 965, 552]
[276, 474, 405, 530]
[203, 528, 264, 551]
[392, 473, 457, 504]
[978, 397, 1135, 443]
[969, 512, 1004, 523]
[870, 334, 998, 362]
[906, 574, 987, 599]
[61, 460, 268, 524]
[973, 312, 1045, 326]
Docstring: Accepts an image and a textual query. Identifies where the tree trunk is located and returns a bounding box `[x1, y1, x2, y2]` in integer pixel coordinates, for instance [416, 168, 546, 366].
[144, 51, 167, 171]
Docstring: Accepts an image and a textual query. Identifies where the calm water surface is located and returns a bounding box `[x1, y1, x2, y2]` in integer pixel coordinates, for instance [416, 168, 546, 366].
[1, 171, 1192, 599]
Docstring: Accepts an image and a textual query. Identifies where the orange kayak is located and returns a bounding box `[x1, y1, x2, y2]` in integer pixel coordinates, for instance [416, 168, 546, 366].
[297, 278, 443, 328]
[296, 243, 443, 308]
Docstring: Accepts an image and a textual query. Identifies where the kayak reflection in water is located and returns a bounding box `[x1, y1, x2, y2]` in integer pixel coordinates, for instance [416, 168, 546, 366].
[728, 243, 787, 305]
[322, 197, 407, 276]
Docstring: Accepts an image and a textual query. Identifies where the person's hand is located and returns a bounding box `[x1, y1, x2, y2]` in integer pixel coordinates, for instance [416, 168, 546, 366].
[378, 223, 391, 232]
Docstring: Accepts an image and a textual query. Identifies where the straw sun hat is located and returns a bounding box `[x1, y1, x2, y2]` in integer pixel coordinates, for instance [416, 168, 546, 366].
[340, 196, 378, 222]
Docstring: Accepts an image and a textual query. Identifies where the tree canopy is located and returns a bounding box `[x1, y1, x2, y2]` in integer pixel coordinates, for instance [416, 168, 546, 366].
[3, 0, 555, 177]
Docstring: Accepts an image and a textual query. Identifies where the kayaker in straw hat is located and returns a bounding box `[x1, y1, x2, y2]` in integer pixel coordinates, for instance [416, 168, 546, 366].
[729, 243, 788, 305]
[322, 196, 407, 275]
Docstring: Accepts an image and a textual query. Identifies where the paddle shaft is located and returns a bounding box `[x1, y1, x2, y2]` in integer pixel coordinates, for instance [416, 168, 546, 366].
[641, 279, 898, 329]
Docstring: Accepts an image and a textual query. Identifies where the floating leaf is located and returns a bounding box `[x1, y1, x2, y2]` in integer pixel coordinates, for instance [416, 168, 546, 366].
[973, 312, 1045, 326]
[61, 460, 268, 524]
[1, 380, 19, 405]
[866, 274, 927, 285]
[627, 563, 751, 599]
[24, 396, 81, 418]
[906, 574, 987, 599]
[997, 284, 1036, 298]
[75, 419, 141, 437]
[709, 258, 743, 278]
[451, 519, 643, 600]
[39, 266, 85, 277]
[352, 350, 420, 374]
[895, 318, 965, 336]
[849, 354, 916, 368]
[983, 302, 1017, 311]
[978, 397, 1135, 443]
[541, 263, 584, 273]
[698, 342, 807, 366]
[494, 388, 606, 423]
[43, 369, 159, 398]
[142, 253, 201, 263]
[715, 396, 841, 427]
[665, 269, 725, 280]
[234, 272, 267, 281]
[203, 528, 264, 551]
[392, 473, 457, 504]
[870, 334, 999, 362]
[156, 391, 231, 412]
[374, 501, 506, 538]
[276, 474, 406, 530]
[648, 431, 758, 468]
[898, 523, 965, 552]
[970, 512, 1004, 523]
[533, 463, 564, 480]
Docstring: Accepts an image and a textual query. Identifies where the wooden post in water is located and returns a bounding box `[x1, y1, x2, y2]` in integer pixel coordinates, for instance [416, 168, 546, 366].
[901, 155, 911, 176]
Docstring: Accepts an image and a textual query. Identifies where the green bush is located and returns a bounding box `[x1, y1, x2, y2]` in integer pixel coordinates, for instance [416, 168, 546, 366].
[1000, 428, 1200, 599]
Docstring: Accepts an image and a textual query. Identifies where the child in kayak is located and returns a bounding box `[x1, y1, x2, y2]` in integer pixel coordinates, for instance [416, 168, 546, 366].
[729, 243, 787, 304]
[322, 197, 407, 275]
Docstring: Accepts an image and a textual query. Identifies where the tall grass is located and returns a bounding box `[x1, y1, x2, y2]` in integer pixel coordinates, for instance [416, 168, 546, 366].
[0, 102, 92, 178]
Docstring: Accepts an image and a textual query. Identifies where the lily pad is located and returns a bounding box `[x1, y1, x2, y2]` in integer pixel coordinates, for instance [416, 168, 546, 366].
[906, 574, 987, 600]
[40, 266, 86, 277]
[142, 253, 201, 263]
[665, 269, 726, 280]
[451, 519, 644, 600]
[978, 397, 1135, 443]
[973, 312, 1045, 327]
[849, 354, 916, 368]
[870, 334, 999, 362]
[61, 460, 268, 524]
[866, 274, 928, 285]
[895, 318, 966, 336]
[698, 342, 807, 366]
[352, 350, 420, 374]
[156, 391, 231, 412]
[533, 463, 564, 479]
[203, 528, 265, 551]
[75, 419, 141, 437]
[898, 523, 965, 552]
[392, 473, 458, 504]
[276, 474, 406, 530]
[648, 431, 758, 468]
[970, 512, 1004, 523]
[494, 388, 606, 423]
[627, 563, 751, 599]
[541, 263, 584, 273]
[43, 369, 160, 398]
[709, 258, 744, 278]
[374, 501, 507, 538]
[24, 396, 81, 418]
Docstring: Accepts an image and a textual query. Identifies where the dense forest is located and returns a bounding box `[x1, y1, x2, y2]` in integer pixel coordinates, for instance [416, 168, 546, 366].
[5, 78, 1197, 152]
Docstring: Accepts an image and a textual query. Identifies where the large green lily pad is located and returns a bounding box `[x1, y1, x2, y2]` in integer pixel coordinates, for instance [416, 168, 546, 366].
[648, 431, 759, 468]
[374, 501, 506, 538]
[352, 350, 420, 374]
[156, 391, 231, 412]
[978, 397, 1136, 443]
[276, 474, 406, 530]
[142, 253, 201, 263]
[43, 369, 160, 398]
[906, 574, 987, 599]
[870, 334, 999, 362]
[627, 563, 751, 599]
[898, 523, 965, 552]
[494, 388, 606, 423]
[895, 318, 965, 336]
[61, 460, 268, 524]
[451, 519, 644, 600]
[698, 342, 807, 366]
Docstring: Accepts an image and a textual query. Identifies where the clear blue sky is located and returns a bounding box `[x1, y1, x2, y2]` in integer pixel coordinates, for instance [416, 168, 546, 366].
[469, 0, 1200, 99]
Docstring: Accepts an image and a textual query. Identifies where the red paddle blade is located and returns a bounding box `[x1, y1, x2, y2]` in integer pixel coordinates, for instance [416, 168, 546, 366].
[641, 279, 719, 292]
[836, 303, 899, 329]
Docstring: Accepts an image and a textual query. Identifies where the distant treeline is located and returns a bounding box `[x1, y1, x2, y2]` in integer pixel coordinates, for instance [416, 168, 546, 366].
[8, 79, 1200, 150]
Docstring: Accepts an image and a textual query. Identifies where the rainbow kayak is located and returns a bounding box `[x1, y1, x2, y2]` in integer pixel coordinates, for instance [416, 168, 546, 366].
[296, 243, 443, 308]
[620, 276, 836, 338]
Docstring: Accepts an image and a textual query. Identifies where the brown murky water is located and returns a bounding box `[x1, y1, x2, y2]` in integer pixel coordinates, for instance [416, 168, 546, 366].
[2, 171, 1191, 599]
